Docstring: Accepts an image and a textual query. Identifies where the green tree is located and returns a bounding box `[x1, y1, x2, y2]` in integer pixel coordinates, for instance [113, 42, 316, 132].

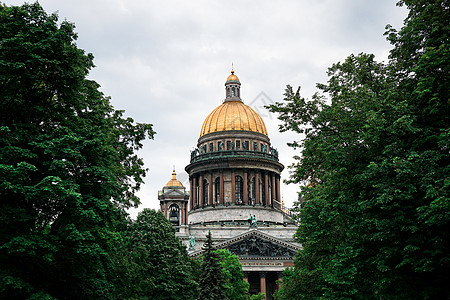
[249, 293, 266, 300]
[0, 3, 154, 298]
[198, 231, 227, 300]
[268, 0, 449, 299]
[214, 249, 249, 300]
[124, 209, 198, 300]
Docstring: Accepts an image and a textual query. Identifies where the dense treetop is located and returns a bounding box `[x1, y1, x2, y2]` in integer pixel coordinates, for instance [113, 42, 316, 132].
[123, 209, 199, 300]
[198, 231, 227, 300]
[270, 0, 449, 299]
[0, 3, 155, 298]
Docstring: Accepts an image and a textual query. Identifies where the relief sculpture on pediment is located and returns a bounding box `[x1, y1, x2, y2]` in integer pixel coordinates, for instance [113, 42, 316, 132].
[225, 236, 296, 258]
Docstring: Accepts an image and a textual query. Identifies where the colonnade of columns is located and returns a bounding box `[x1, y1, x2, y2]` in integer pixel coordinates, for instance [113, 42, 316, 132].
[189, 169, 281, 211]
[243, 271, 283, 299]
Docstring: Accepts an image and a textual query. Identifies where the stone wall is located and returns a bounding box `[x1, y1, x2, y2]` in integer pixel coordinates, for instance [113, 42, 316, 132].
[188, 206, 286, 224]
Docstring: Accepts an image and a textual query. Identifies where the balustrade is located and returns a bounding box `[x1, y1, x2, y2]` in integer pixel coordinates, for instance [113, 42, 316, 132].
[190, 148, 279, 163]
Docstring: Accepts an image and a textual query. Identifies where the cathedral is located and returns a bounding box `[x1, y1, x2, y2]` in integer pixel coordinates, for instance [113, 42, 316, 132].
[158, 70, 299, 299]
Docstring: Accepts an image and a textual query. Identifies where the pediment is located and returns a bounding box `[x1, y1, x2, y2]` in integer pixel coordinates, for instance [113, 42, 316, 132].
[163, 189, 186, 197]
[217, 230, 299, 259]
[191, 230, 300, 259]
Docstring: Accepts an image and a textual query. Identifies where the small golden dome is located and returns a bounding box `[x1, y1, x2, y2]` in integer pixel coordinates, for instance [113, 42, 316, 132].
[200, 100, 268, 137]
[226, 70, 240, 82]
[165, 170, 183, 187]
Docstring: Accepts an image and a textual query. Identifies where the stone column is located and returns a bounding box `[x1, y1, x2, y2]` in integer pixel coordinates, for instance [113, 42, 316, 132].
[189, 178, 193, 211]
[199, 174, 204, 207]
[231, 169, 236, 204]
[264, 172, 269, 206]
[271, 174, 276, 207]
[243, 271, 249, 283]
[276, 175, 281, 206]
[276, 271, 283, 290]
[220, 171, 224, 205]
[255, 171, 260, 205]
[243, 170, 248, 205]
[184, 202, 188, 225]
[193, 177, 198, 209]
[260, 271, 267, 298]
[181, 202, 184, 225]
[209, 173, 213, 206]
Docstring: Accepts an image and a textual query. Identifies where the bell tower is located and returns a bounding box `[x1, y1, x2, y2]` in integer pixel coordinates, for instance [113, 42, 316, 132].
[158, 169, 189, 233]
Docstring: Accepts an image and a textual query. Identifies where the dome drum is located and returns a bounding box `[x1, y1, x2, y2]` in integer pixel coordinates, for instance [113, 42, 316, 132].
[186, 168, 284, 211]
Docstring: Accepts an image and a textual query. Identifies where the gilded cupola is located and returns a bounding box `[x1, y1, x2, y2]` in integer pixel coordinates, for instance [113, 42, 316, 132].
[165, 169, 183, 187]
[199, 70, 268, 137]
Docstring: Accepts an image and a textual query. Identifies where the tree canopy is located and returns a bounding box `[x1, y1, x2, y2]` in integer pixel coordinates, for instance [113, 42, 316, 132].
[270, 0, 449, 299]
[0, 3, 154, 298]
[123, 209, 198, 300]
[215, 248, 250, 300]
[198, 232, 227, 300]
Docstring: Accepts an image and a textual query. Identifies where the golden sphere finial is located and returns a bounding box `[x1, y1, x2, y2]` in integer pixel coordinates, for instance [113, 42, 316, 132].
[226, 66, 239, 82]
[165, 167, 183, 187]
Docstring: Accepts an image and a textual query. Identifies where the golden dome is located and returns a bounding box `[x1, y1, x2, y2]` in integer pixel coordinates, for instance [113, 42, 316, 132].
[165, 170, 183, 187]
[226, 70, 240, 82]
[200, 100, 268, 137]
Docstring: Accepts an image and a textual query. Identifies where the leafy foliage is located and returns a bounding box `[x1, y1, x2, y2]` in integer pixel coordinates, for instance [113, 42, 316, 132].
[123, 209, 198, 300]
[198, 232, 227, 300]
[215, 248, 250, 300]
[249, 293, 266, 300]
[0, 3, 154, 298]
[268, 0, 449, 299]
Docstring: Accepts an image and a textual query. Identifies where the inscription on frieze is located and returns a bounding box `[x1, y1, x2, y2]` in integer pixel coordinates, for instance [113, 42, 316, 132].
[225, 236, 296, 258]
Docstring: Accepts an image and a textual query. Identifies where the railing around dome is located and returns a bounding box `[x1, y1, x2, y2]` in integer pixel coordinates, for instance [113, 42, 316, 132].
[190, 148, 279, 163]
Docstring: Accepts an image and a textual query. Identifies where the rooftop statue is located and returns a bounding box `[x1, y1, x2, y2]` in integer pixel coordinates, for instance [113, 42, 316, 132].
[189, 234, 195, 250]
[249, 214, 257, 228]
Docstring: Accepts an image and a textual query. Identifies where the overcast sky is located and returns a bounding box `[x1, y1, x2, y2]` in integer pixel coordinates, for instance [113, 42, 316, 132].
[7, 0, 408, 217]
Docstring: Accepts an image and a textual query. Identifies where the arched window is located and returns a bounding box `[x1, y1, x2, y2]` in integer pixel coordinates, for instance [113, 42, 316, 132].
[231, 87, 235, 97]
[203, 179, 209, 206]
[235, 175, 243, 203]
[215, 177, 220, 205]
[169, 204, 180, 226]
[227, 87, 231, 97]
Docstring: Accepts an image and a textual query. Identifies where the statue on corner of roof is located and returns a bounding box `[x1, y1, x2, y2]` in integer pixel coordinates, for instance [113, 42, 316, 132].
[249, 214, 257, 228]
[189, 234, 195, 250]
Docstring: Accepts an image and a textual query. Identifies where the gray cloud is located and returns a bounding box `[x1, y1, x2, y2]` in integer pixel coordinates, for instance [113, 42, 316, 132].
[7, 0, 408, 217]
